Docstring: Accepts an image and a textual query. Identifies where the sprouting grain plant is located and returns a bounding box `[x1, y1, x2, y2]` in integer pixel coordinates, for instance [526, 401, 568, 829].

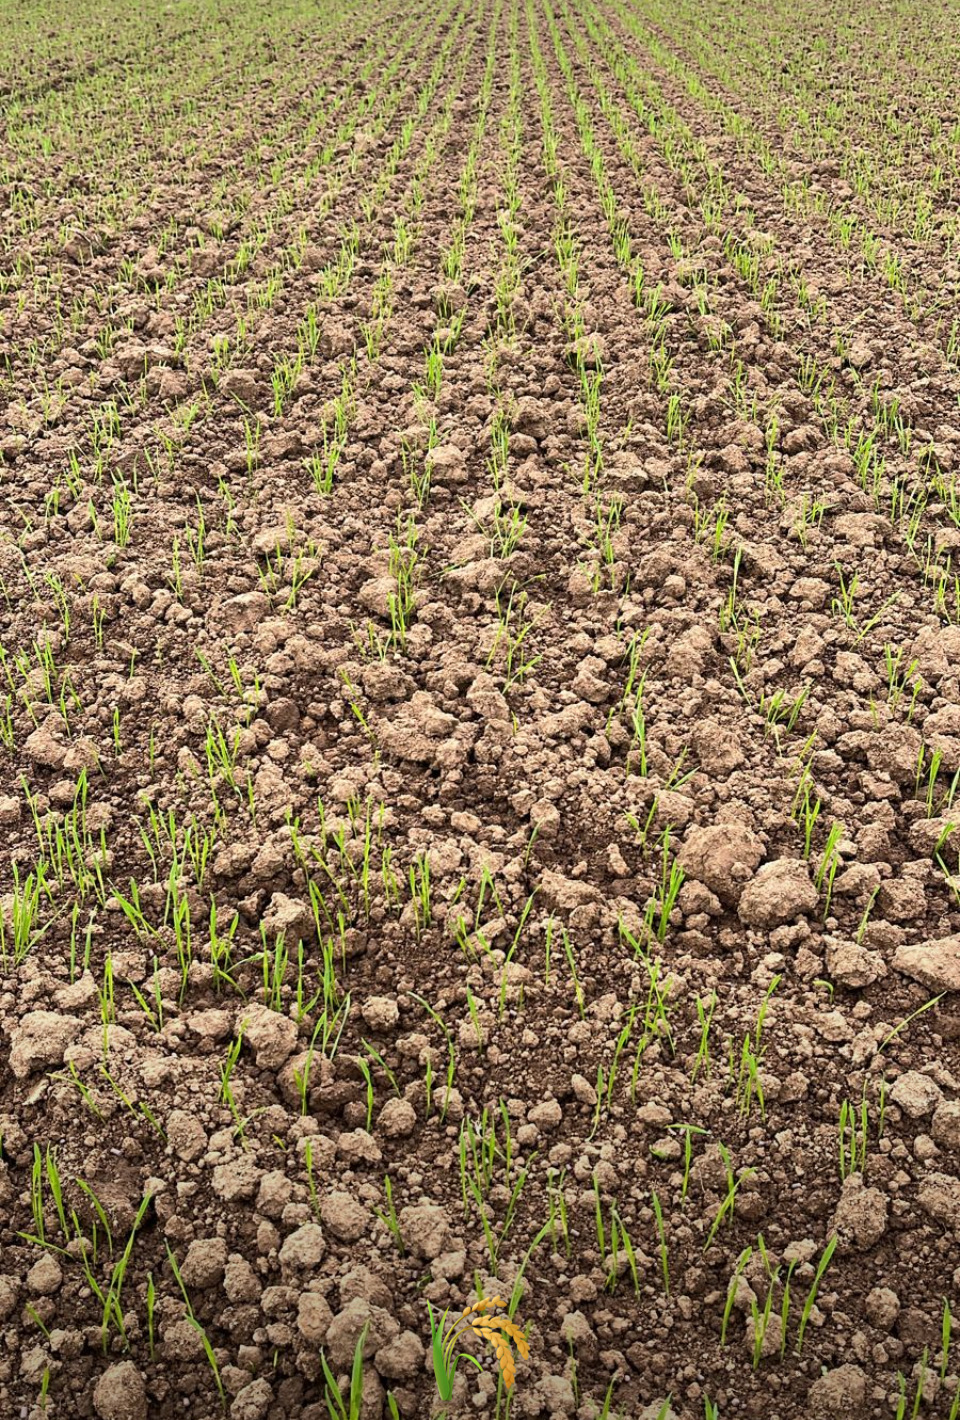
[166, 1243, 226, 1405]
[839, 1093, 869, 1179]
[320, 1323, 368, 1420]
[651, 1189, 670, 1294]
[704, 1144, 756, 1252]
[376, 1175, 405, 1254]
[796, 1235, 838, 1354]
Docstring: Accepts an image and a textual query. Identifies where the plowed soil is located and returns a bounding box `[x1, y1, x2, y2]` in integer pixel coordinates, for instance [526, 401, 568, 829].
[3, 1, 960, 1418]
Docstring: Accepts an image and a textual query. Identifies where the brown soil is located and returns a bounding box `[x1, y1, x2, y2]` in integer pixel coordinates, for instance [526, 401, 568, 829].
[2, 2, 960, 1419]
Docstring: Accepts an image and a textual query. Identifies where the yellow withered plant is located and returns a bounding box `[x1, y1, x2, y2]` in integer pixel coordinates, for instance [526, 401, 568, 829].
[427, 1292, 530, 1403]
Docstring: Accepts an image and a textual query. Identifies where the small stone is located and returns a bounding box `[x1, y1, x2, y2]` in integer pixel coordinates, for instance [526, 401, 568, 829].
[539, 870, 598, 912]
[212, 1155, 262, 1203]
[825, 939, 886, 989]
[865, 1286, 900, 1331]
[890, 1072, 943, 1119]
[559, 1310, 597, 1356]
[261, 892, 314, 944]
[278, 1222, 325, 1271]
[27, 1255, 63, 1296]
[358, 577, 396, 618]
[63, 737, 101, 772]
[93, 1361, 148, 1420]
[224, 1255, 261, 1304]
[361, 995, 400, 1031]
[571, 659, 608, 704]
[528, 1099, 563, 1130]
[257, 1219, 279, 1256]
[239, 1003, 298, 1070]
[571, 1073, 598, 1106]
[635, 1101, 672, 1126]
[397, 1201, 449, 1260]
[431, 1250, 466, 1281]
[253, 525, 293, 557]
[257, 1170, 293, 1219]
[932, 1100, 960, 1150]
[0, 1277, 19, 1321]
[180, 1238, 228, 1290]
[377, 1098, 416, 1138]
[265, 697, 300, 733]
[221, 592, 271, 634]
[807, 1363, 867, 1414]
[297, 1292, 334, 1345]
[375, 1330, 425, 1381]
[323, 1191, 369, 1243]
[737, 858, 817, 929]
[425, 444, 467, 487]
[187, 1008, 233, 1042]
[167, 1109, 207, 1162]
[676, 824, 764, 906]
[340, 1265, 393, 1310]
[536, 1375, 576, 1415]
[325, 1298, 398, 1368]
[513, 396, 548, 441]
[24, 723, 67, 770]
[691, 717, 745, 776]
[894, 935, 960, 993]
[529, 799, 561, 840]
[745, 1311, 782, 1361]
[230, 1378, 273, 1420]
[831, 1174, 888, 1252]
[10, 1011, 81, 1077]
[337, 1128, 382, 1166]
[918, 1173, 960, 1228]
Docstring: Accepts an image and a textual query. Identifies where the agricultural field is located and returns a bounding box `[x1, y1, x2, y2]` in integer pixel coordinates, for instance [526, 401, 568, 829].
[4, 0, 960, 1417]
